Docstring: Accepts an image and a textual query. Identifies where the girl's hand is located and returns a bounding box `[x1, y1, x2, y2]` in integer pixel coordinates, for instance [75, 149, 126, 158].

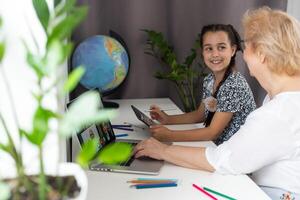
[133, 137, 169, 160]
[149, 105, 169, 124]
[149, 125, 172, 141]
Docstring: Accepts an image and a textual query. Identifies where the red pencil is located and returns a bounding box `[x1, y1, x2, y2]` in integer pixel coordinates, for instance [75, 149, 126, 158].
[192, 183, 218, 200]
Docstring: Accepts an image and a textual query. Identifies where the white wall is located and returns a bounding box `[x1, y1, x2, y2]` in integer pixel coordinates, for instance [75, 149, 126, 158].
[0, 0, 62, 177]
[287, 0, 300, 21]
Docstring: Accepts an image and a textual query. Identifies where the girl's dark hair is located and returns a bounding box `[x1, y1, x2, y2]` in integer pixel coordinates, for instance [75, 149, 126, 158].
[199, 24, 242, 127]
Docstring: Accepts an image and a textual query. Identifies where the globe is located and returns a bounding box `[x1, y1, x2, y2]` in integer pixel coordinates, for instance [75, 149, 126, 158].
[72, 35, 129, 95]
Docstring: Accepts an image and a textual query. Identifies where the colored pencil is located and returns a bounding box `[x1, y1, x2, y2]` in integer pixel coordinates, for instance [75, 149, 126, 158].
[115, 133, 129, 138]
[144, 108, 176, 112]
[112, 124, 132, 128]
[192, 184, 218, 200]
[123, 122, 146, 130]
[134, 178, 178, 182]
[204, 187, 236, 200]
[112, 127, 134, 131]
[132, 182, 178, 189]
[127, 180, 176, 184]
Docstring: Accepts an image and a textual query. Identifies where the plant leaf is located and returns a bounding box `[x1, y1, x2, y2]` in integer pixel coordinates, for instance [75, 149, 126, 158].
[48, 6, 87, 45]
[23, 107, 57, 145]
[55, 0, 76, 17]
[76, 139, 98, 168]
[63, 66, 85, 93]
[54, 0, 62, 8]
[27, 52, 46, 79]
[0, 181, 10, 200]
[98, 142, 133, 165]
[0, 42, 5, 62]
[0, 143, 10, 154]
[32, 0, 50, 33]
[59, 91, 118, 138]
[44, 39, 64, 74]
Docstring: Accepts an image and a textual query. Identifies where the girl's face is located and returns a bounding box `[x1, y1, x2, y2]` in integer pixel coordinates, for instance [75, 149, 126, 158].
[202, 31, 236, 74]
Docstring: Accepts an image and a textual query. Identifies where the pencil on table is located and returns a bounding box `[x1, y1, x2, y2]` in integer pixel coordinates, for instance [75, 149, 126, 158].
[127, 180, 177, 184]
[131, 182, 178, 189]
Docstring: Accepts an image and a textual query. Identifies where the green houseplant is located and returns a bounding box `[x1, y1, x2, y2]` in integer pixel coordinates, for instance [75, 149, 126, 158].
[143, 29, 206, 112]
[0, 0, 132, 199]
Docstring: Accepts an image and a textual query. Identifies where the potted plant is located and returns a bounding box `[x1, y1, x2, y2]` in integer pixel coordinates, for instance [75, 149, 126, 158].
[143, 29, 207, 112]
[0, 0, 131, 199]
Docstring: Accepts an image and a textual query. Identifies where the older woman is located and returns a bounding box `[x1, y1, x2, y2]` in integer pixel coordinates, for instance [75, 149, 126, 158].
[134, 7, 300, 199]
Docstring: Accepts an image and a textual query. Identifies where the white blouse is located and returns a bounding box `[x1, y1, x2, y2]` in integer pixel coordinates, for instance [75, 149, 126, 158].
[206, 92, 300, 193]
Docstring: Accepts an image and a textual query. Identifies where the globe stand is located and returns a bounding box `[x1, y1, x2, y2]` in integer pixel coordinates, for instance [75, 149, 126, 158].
[102, 100, 119, 109]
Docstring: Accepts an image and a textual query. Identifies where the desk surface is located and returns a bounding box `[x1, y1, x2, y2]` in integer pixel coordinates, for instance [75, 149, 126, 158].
[84, 98, 270, 200]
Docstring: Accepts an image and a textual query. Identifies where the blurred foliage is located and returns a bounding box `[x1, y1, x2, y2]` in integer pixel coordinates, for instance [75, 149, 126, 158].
[0, 0, 132, 199]
[98, 142, 133, 165]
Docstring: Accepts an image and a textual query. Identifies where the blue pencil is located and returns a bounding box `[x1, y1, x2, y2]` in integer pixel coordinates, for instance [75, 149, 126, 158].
[133, 182, 178, 189]
[115, 133, 129, 138]
[112, 124, 132, 128]
[112, 127, 134, 131]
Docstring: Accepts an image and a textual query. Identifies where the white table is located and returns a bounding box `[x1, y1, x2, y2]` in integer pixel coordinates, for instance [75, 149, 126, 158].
[79, 98, 270, 200]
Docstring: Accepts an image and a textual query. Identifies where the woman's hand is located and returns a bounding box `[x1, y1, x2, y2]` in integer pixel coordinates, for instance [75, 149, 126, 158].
[149, 105, 169, 124]
[133, 137, 169, 160]
[150, 125, 173, 141]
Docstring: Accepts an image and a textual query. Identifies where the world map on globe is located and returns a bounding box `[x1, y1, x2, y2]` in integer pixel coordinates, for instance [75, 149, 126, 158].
[72, 35, 129, 94]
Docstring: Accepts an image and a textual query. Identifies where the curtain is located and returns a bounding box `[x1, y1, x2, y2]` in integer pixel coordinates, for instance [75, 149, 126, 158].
[72, 0, 287, 109]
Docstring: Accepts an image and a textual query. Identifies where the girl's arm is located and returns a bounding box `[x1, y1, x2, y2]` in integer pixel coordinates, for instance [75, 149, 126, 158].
[166, 102, 206, 124]
[151, 111, 233, 141]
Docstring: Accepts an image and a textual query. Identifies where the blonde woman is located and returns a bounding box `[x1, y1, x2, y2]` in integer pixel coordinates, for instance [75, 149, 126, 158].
[134, 7, 300, 199]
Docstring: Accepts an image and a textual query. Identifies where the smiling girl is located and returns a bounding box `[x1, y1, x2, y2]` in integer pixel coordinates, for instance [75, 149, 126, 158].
[149, 24, 256, 145]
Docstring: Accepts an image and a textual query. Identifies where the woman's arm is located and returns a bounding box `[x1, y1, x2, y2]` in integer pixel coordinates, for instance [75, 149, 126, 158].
[134, 137, 215, 172]
[150, 111, 233, 142]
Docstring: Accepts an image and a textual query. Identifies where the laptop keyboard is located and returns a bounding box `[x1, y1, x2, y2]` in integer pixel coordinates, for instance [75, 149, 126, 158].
[119, 143, 137, 166]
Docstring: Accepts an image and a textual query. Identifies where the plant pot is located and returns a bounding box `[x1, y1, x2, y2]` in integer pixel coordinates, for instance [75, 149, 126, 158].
[55, 162, 88, 200]
[4, 162, 87, 200]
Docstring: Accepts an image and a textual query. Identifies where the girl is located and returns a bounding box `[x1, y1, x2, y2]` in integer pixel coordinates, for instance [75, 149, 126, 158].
[150, 24, 256, 145]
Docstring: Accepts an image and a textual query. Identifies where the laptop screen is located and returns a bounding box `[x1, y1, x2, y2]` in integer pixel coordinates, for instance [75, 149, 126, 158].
[67, 93, 116, 150]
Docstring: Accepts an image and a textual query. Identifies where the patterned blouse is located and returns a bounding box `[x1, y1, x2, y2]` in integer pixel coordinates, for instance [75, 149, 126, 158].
[202, 71, 256, 145]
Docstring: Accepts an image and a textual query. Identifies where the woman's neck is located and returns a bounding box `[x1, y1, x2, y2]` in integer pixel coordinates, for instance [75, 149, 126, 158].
[268, 73, 300, 98]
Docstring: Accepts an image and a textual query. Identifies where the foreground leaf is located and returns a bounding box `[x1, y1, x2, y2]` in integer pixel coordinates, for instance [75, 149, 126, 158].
[76, 139, 98, 168]
[63, 66, 85, 93]
[98, 142, 133, 165]
[0, 181, 10, 200]
[23, 107, 57, 145]
[44, 39, 64, 74]
[48, 6, 87, 44]
[32, 0, 50, 33]
[59, 91, 117, 138]
[0, 42, 5, 62]
[0, 143, 10, 154]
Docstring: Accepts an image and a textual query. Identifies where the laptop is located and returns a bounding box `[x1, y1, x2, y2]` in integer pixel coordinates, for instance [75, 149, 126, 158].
[72, 97, 164, 175]
[131, 105, 156, 127]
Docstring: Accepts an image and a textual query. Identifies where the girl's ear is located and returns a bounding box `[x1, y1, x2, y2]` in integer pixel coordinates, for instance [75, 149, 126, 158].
[231, 45, 237, 57]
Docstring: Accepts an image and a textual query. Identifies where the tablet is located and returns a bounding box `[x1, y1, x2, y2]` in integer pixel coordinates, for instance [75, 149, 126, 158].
[131, 105, 155, 127]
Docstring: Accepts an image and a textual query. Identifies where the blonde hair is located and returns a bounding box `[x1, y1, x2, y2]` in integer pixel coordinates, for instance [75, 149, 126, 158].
[242, 6, 300, 75]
